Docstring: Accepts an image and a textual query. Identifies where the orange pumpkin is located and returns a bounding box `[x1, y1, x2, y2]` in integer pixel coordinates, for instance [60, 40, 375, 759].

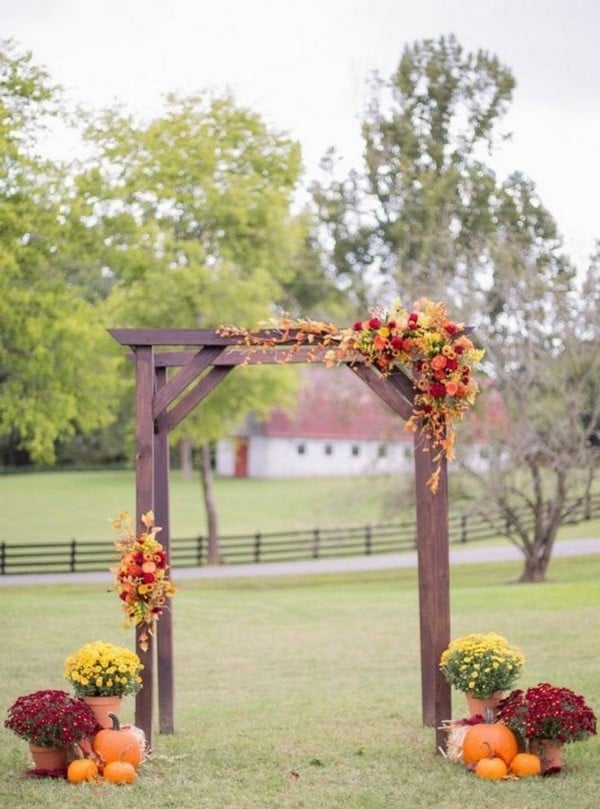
[462, 721, 518, 766]
[509, 752, 541, 777]
[103, 760, 137, 784]
[475, 754, 507, 780]
[67, 758, 99, 783]
[93, 713, 142, 769]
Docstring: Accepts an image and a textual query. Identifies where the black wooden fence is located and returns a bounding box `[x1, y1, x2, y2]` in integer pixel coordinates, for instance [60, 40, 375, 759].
[1, 494, 599, 576]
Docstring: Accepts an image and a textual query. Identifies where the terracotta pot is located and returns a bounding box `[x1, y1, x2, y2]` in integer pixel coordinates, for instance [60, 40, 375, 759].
[82, 696, 123, 729]
[530, 738, 563, 772]
[465, 691, 504, 719]
[29, 743, 68, 771]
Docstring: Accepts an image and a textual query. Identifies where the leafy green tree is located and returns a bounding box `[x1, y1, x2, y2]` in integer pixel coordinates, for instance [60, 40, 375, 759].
[312, 34, 514, 311]
[80, 92, 310, 559]
[0, 40, 120, 465]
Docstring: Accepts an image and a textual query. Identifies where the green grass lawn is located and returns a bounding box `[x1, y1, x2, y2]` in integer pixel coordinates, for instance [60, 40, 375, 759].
[1, 556, 599, 808]
[2, 468, 599, 546]
[0, 469, 413, 542]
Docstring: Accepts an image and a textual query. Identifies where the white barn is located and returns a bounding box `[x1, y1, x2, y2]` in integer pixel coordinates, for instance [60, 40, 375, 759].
[216, 367, 415, 478]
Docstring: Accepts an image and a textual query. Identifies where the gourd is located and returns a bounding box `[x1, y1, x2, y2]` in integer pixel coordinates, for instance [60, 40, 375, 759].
[509, 752, 541, 777]
[67, 758, 99, 783]
[462, 709, 518, 766]
[103, 760, 138, 784]
[474, 749, 508, 780]
[92, 713, 142, 769]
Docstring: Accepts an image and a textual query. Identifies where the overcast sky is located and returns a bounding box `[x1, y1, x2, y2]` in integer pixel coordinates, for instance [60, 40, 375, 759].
[2, 0, 599, 268]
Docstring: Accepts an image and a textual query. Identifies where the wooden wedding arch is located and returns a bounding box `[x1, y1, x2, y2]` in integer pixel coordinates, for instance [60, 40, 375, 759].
[109, 326, 453, 751]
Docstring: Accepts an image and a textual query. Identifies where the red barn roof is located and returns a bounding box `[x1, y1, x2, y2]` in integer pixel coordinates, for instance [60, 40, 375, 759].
[252, 366, 411, 441]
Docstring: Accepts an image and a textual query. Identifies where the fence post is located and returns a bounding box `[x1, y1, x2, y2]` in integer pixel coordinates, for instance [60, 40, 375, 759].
[312, 529, 320, 559]
[0, 541, 5, 574]
[365, 525, 372, 555]
[196, 536, 204, 566]
[254, 532, 261, 563]
[70, 539, 77, 572]
[461, 515, 467, 543]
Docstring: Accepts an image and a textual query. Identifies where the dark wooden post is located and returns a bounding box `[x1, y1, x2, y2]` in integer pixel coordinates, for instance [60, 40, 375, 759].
[154, 366, 175, 734]
[134, 345, 155, 748]
[413, 430, 452, 751]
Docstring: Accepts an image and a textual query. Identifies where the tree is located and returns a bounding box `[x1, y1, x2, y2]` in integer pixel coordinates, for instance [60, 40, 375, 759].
[312, 34, 514, 311]
[79, 92, 308, 560]
[310, 35, 599, 581]
[0, 40, 120, 465]
[450, 172, 600, 582]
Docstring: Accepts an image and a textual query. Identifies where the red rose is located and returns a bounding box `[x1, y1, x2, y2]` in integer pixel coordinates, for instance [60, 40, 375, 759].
[390, 336, 404, 350]
[368, 317, 381, 329]
[429, 382, 447, 398]
[352, 321, 363, 331]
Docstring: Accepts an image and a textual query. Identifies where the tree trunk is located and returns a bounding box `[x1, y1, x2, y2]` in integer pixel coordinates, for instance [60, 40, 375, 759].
[180, 437, 193, 480]
[517, 551, 548, 583]
[199, 441, 221, 565]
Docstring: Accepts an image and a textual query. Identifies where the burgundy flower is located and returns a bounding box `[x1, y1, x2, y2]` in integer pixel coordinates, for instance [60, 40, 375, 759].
[368, 317, 381, 330]
[429, 382, 447, 398]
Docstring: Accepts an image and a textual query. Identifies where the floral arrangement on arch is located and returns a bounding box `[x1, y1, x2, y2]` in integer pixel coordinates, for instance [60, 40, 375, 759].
[111, 510, 175, 651]
[220, 298, 484, 492]
[341, 299, 484, 490]
[497, 683, 597, 747]
[64, 640, 143, 698]
[439, 632, 525, 699]
[4, 689, 101, 749]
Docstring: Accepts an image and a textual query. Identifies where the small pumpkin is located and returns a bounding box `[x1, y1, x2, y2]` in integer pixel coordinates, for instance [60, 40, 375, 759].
[509, 752, 541, 777]
[475, 753, 507, 780]
[93, 713, 142, 769]
[462, 710, 518, 766]
[67, 758, 99, 783]
[103, 760, 137, 784]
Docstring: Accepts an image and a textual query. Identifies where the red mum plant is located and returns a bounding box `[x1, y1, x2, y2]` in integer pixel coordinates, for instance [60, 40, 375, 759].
[497, 682, 597, 747]
[111, 510, 175, 651]
[4, 689, 101, 749]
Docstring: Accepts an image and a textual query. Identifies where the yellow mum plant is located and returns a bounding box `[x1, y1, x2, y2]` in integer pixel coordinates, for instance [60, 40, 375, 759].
[439, 632, 525, 698]
[64, 640, 143, 698]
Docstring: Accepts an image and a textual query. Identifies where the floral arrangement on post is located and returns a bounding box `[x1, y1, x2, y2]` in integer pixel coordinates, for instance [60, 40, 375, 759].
[64, 640, 143, 698]
[220, 298, 485, 492]
[111, 510, 175, 651]
[439, 633, 525, 699]
[4, 689, 101, 749]
[497, 683, 597, 748]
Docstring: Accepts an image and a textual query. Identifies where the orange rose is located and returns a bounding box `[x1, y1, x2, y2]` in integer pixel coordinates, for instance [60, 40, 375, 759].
[430, 354, 447, 371]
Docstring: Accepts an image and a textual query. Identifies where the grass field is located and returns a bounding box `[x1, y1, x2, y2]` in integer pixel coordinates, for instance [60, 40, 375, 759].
[1, 555, 599, 808]
[0, 469, 413, 543]
[2, 468, 599, 546]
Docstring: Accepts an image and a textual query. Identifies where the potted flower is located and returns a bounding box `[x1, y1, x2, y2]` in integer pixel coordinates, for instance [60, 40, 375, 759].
[4, 689, 101, 772]
[439, 632, 525, 716]
[64, 640, 143, 727]
[497, 683, 597, 772]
